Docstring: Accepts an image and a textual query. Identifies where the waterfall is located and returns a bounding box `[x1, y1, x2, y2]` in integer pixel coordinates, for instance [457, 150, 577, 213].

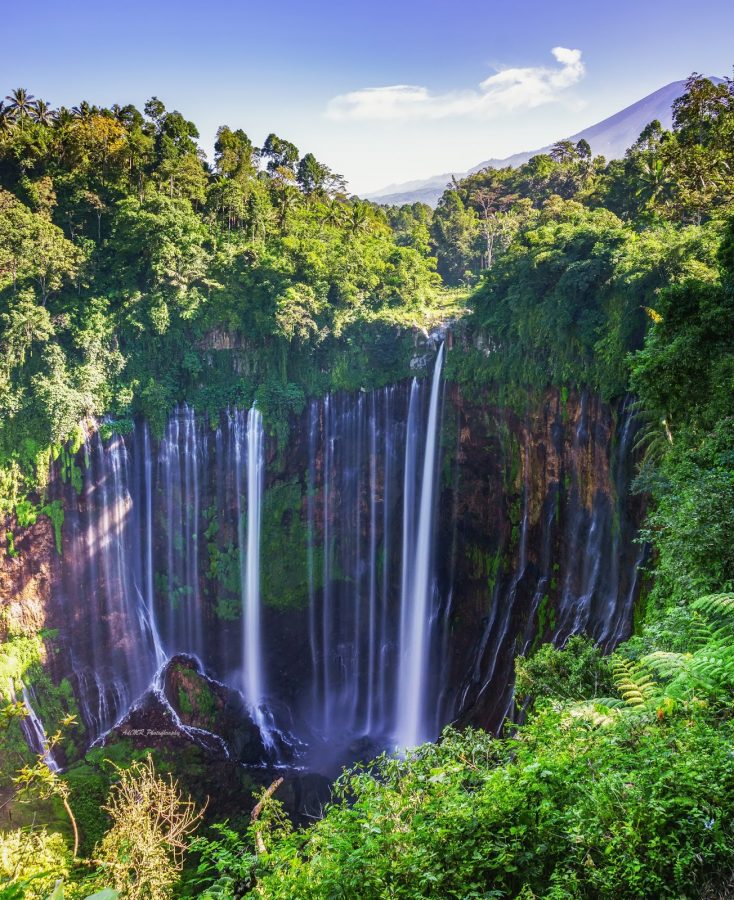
[241, 406, 269, 741]
[302, 377, 448, 753]
[365, 392, 379, 733]
[45, 366, 644, 764]
[59, 425, 162, 736]
[395, 343, 445, 749]
[8, 682, 60, 772]
[159, 405, 204, 659]
[142, 424, 166, 668]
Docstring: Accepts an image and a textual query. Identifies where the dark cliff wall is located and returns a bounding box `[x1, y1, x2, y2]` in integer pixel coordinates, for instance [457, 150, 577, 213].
[440, 385, 644, 731]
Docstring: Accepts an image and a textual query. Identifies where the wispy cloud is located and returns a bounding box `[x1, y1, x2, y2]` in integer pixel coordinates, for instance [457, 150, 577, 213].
[326, 47, 585, 121]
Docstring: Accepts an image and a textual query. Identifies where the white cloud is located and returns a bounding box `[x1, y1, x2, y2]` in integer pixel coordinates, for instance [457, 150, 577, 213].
[326, 47, 585, 121]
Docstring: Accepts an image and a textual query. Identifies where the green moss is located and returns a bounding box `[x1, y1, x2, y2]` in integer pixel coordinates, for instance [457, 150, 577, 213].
[58, 445, 83, 493]
[535, 594, 550, 645]
[205, 505, 242, 620]
[466, 545, 502, 600]
[178, 686, 194, 716]
[0, 632, 84, 783]
[98, 418, 135, 442]
[174, 665, 219, 729]
[260, 478, 323, 610]
[15, 498, 38, 527]
[41, 499, 64, 554]
[4, 530, 17, 557]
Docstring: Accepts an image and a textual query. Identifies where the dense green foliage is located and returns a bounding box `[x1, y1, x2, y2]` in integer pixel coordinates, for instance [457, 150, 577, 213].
[0, 89, 448, 524]
[1, 72, 734, 897]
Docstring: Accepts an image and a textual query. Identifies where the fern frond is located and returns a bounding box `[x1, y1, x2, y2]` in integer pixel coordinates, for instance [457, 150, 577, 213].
[692, 594, 734, 622]
[689, 617, 715, 649]
[642, 651, 690, 680]
[690, 651, 734, 689]
[612, 658, 658, 707]
[592, 698, 626, 710]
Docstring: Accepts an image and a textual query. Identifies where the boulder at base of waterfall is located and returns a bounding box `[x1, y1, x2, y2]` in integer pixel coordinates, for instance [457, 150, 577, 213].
[162, 654, 267, 765]
[102, 656, 267, 767]
[103, 689, 230, 759]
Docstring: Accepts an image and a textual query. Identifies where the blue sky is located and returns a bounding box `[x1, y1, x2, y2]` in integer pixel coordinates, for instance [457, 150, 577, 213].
[2, 0, 733, 193]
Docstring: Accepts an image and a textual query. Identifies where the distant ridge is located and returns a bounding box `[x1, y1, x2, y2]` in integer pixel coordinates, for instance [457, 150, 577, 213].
[364, 79, 721, 207]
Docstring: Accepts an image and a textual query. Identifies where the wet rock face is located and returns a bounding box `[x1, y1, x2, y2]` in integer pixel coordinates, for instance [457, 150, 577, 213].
[441, 386, 645, 732]
[106, 688, 231, 760]
[103, 655, 330, 825]
[0, 515, 56, 640]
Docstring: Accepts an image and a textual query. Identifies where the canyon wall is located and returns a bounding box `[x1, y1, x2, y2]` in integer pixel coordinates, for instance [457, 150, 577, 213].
[0, 367, 645, 772]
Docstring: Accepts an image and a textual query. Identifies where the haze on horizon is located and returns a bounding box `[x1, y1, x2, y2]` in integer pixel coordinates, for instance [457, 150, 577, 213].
[2, 0, 732, 194]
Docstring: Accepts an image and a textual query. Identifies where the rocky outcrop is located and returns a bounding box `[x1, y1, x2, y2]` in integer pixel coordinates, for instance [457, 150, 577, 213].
[104, 655, 266, 766]
[163, 655, 266, 764]
[101, 656, 330, 823]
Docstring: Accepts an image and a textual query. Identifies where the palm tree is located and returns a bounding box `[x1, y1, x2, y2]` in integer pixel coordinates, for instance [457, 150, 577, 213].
[347, 201, 371, 236]
[55, 107, 75, 128]
[5, 88, 36, 126]
[320, 198, 346, 231]
[276, 185, 301, 231]
[635, 155, 671, 213]
[71, 101, 93, 121]
[31, 99, 56, 126]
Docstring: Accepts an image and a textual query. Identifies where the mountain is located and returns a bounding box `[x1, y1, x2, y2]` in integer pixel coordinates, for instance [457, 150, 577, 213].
[364, 79, 715, 207]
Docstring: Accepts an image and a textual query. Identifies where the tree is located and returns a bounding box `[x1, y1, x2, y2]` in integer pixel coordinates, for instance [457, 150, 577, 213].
[549, 139, 578, 164]
[0, 188, 82, 302]
[471, 185, 517, 269]
[672, 73, 734, 147]
[275, 283, 325, 342]
[0, 100, 14, 133]
[319, 197, 346, 231]
[346, 200, 371, 236]
[71, 100, 95, 121]
[273, 183, 301, 231]
[214, 126, 255, 179]
[31, 99, 55, 126]
[261, 133, 299, 174]
[14, 723, 80, 858]
[296, 152, 345, 196]
[576, 139, 592, 161]
[431, 189, 480, 283]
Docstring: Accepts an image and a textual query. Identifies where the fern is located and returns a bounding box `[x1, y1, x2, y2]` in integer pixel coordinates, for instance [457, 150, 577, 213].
[591, 697, 626, 710]
[642, 651, 690, 679]
[638, 595, 734, 700]
[688, 616, 715, 650]
[612, 658, 658, 707]
[692, 593, 734, 621]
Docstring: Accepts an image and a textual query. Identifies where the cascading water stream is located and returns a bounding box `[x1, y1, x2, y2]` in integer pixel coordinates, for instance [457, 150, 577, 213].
[8, 682, 60, 772]
[395, 342, 445, 750]
[240, 406, 272, 746]
[159, 405, 205, 660]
